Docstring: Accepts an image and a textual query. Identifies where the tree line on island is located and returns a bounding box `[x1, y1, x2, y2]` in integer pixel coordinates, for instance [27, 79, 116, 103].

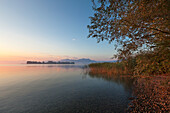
[27, 61, 75, 64]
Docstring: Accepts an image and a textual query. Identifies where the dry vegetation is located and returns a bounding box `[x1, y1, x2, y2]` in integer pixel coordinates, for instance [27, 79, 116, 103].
[89, 62, 131, 76]
[127, 75, 170, 112]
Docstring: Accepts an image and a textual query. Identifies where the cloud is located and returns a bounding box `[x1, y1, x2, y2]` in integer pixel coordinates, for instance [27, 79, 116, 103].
[72, 38, 76, 41]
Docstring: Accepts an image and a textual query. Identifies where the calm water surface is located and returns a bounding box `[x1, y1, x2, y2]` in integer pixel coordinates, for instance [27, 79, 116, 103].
[0, 64, 133, 113]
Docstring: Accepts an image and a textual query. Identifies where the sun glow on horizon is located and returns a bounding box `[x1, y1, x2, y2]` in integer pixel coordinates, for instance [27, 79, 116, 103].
[0, 0, 115, 64]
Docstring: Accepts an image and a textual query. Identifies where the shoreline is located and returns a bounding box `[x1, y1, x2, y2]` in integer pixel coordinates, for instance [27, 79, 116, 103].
[88, 62, 170, 112]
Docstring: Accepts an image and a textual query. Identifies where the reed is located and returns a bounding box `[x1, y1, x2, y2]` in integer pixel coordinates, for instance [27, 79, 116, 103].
[89, 62, 132, 76]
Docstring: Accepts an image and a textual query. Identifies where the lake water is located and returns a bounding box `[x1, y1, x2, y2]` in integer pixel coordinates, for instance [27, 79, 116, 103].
[0, 64, 133, 113]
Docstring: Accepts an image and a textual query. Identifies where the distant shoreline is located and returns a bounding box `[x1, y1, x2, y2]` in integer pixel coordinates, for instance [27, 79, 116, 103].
[26, 61, 75, 64]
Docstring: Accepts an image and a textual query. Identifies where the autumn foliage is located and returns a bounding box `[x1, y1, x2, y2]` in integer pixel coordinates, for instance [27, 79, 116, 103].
[88, 1, 170, 111]
[88, 0, 170, 75]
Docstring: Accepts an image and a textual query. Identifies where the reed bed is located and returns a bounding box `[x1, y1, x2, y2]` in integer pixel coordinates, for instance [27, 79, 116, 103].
[89, 62, 131, 76]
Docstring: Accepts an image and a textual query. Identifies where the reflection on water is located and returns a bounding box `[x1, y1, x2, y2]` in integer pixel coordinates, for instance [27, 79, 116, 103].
[0, 64, 133, 113]
[88, 71, 134, 92]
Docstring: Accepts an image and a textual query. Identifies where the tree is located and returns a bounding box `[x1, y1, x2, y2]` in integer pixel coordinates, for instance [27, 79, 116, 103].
[88, 0, 170, 60]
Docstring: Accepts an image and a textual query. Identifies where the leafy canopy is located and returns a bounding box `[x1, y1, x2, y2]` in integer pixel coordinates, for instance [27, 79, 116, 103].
[88, 0, 170, 59]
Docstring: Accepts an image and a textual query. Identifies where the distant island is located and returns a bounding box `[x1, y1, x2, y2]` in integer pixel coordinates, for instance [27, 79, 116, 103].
[27, 61, 75, 64]
[26, 58, 116, 64]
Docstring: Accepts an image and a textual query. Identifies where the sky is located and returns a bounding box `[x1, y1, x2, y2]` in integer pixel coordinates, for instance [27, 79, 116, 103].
[0, 0, 116, 64]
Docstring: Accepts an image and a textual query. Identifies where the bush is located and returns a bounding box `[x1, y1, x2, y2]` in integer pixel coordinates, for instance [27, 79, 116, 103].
[89, 48, 170, 76]
[134, 48, 170, 76]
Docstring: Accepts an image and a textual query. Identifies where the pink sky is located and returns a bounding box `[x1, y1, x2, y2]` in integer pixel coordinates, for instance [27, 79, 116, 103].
[0, 55, 114, 64]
